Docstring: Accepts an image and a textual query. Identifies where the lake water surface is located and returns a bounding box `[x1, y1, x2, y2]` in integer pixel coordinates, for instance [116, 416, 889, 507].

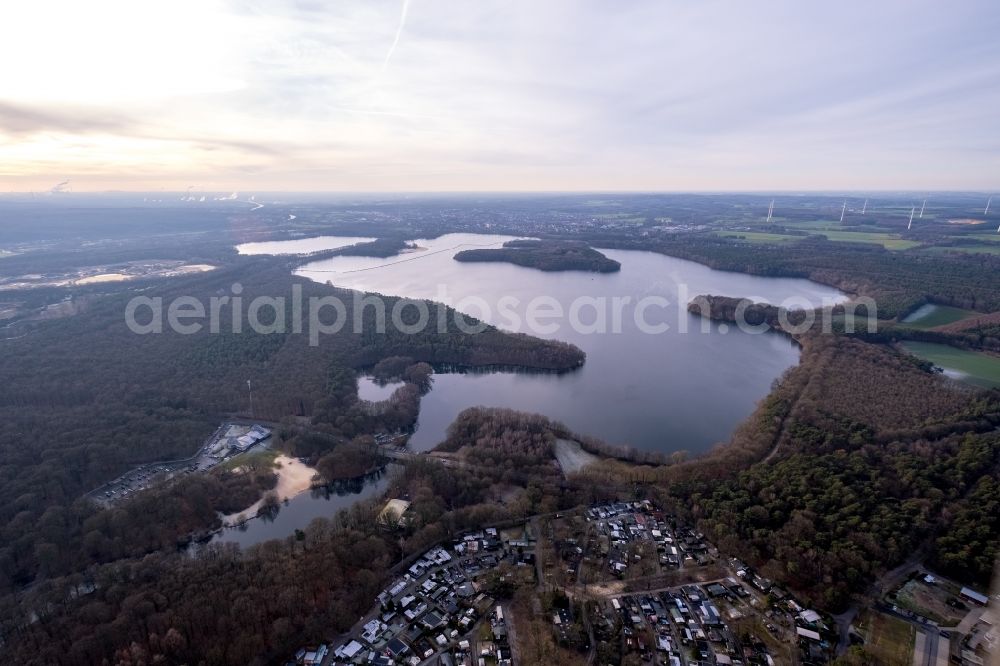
[235, 235, 376, 255]
[205, 466, 395, 549]
[292, 233, 848, 454]
[358, 376, 404, 402]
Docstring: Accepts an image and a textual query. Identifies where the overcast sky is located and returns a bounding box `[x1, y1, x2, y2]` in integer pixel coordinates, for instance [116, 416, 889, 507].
[1, 0, 998, 192]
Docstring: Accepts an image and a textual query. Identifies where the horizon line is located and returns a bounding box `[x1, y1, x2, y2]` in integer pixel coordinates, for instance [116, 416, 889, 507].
[1, 188, 996, 196]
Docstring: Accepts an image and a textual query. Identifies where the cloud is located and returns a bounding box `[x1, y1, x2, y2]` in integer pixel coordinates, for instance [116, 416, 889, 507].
[186, 137, 288, 158]
[382, 0, 411, 71]
[0, 101, 133, 136]
[2, 0, 1000, 190]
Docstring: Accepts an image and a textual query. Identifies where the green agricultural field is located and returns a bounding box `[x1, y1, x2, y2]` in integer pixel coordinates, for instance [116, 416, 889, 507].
[901, 342, 1000, 388]
[780, 219, 897, 233]
[717, 229, 920, 249]
[900, 304, 977, 329]
[773, 219, 837, 229]
[816, 230, 921, 249]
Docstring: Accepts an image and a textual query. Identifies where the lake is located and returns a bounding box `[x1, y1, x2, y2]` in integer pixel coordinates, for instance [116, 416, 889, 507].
[292, 233, 848, 454]
[358, 376, 404, 402]
[235, 235, 376, 255]
[204, 466, 396, 549]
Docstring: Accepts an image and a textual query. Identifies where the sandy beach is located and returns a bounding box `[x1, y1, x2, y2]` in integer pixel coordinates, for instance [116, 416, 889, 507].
[75, 272, 131, 285]
[222, 455, 317, 525]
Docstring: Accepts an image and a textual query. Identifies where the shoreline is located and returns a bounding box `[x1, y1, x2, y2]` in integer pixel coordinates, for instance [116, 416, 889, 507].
[221, 454, 318, 526]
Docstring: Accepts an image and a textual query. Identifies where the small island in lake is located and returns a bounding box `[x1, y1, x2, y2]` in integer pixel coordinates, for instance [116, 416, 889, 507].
[453, 239, 621, 273]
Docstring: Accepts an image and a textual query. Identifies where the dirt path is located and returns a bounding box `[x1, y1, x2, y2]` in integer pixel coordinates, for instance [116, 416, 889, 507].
[761, 363, 823, 465]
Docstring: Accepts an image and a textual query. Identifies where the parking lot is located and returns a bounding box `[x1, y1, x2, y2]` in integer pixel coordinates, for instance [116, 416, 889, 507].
[85, 422, 271, 506]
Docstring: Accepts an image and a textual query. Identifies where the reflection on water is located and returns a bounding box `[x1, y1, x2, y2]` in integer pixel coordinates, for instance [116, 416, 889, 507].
[358, 376, 404, 402]
[203, 465, 396, 549]
[295, 233, 847, 455]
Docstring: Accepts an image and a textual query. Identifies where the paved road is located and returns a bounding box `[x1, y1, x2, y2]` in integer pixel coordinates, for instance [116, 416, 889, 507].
[582, 574, 731, 600]
[378, 445, 467, 469]
[912, 629, 932, 666]
[955, 606, 984, 635]
[913, 628, 949, 666]
[834, 554, 924, 656]
[934, 634, 949, 666]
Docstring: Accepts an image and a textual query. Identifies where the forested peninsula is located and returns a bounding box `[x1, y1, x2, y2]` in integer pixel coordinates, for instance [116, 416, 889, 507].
[454, 239, 621, 273]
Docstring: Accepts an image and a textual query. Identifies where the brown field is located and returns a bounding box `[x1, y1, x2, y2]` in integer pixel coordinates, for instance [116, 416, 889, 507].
[893, 579, 966, 627]
[856, 610, 915, 666]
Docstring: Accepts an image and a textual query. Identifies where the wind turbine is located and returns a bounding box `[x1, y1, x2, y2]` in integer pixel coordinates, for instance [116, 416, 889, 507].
[986, 195, 992, 215]
[861, 198, 868, 215]
[247, 379, 255, 418]
[907, 206, 915, 231]
[919, 198, 926, 218]
[766, 199, 774, 223]
[839, 201, 846, 223]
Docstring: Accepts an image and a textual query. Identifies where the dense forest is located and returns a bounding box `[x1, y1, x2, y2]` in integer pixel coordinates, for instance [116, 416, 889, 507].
[437, 407, 567, 482]
[3, 195, 1000, 664]
[647, 327, 1000, 607]
[314, 436, 382, 481]
[694, 429, 999, 608]
[0, 260, 584, 591]
[5, 269, 998, 662]
[0, 463, 277, 590]
[453, 240, 621, 273]
[0, 410, 599, 666]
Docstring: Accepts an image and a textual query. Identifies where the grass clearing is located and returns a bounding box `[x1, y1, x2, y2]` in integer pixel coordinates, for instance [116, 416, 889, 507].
[478, 620, 494, 641]
[768, 219, 838, 230]
[892, 579, 966, 627]
[856, 610, 915, 666]
[900, 304, 978, 329]
[217, 447, 278, 473]
[718, 231, 799, 243]
[716, 230, 919, 249]
[816, 230, 921, 249]
[500, 526, 526, 541]
[901, 341, 1000, 388]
